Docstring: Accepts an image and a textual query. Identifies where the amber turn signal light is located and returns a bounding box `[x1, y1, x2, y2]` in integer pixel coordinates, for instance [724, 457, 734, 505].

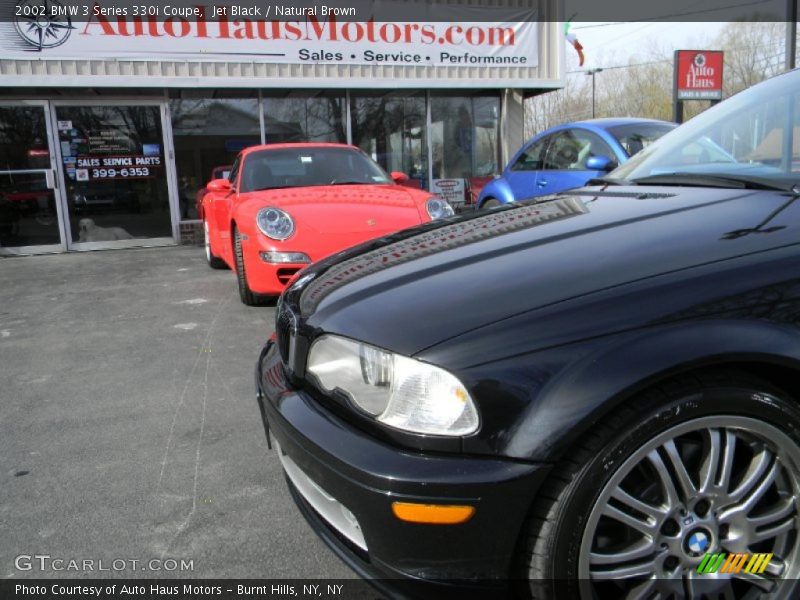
[391, 502, 476, 525]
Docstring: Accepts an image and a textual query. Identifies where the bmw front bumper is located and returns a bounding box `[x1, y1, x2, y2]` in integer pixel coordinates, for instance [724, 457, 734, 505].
[255, 341, 550, 598]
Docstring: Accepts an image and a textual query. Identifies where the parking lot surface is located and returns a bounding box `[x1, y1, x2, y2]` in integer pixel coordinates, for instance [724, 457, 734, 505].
[0, 246, 353, 579]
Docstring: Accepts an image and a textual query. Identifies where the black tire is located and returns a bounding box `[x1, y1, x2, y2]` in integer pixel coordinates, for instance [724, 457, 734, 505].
[233, 226, 269, 306]
[482, 198, 502, 209]
[204, 219, 228, 270]
[520, 370, 800, 600]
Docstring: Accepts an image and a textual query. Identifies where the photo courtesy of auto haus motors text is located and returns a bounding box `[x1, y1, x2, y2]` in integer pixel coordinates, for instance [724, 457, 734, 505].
[14, 583, 346, 598]
[4, 0, 800, 599]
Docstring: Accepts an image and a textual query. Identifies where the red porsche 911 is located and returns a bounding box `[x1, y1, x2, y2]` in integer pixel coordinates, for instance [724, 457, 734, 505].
[201, 143, 454, 305]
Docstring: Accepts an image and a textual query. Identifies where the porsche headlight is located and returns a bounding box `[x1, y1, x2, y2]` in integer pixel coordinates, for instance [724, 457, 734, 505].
[257, 207, 294, 240]
[307, 335, 478, 436]
[426, 198, 455, 220]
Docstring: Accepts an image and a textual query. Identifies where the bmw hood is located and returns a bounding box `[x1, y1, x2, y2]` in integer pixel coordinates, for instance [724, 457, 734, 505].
[286, 186, 800, 357]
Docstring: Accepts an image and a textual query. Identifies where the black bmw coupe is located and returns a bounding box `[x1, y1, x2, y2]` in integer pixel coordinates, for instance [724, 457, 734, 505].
[257, 70, 800, 599]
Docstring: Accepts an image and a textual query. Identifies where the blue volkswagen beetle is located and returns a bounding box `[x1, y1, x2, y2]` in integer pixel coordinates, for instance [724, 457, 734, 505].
[477, 118, 676, 208]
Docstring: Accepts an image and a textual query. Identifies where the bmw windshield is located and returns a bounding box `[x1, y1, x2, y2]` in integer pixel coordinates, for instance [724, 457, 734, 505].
[612, 70, 800, 191]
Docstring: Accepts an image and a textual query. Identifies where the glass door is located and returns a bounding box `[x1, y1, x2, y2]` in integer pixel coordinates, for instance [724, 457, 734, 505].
[350, 92, 427, 190]
[51, 102, 176, 249]
[0, 102, 64, 254]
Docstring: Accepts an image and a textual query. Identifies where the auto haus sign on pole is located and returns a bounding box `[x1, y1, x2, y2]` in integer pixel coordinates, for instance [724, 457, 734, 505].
[6, 2, 538, 68]
[676, 50, 724, 100]
[673, 49, 724, 122]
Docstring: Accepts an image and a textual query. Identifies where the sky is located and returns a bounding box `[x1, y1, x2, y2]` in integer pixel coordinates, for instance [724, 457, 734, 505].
[570, 22, 728, 72]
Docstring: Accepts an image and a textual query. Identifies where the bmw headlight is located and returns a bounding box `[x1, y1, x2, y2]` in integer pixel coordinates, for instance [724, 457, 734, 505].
[307, 335, 478, 436]
[426, 198, 455, 220]
[257, 207, 294, 240]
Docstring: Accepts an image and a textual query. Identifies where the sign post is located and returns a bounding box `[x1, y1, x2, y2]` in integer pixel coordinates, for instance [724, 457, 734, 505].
[673, 50, 724, 124]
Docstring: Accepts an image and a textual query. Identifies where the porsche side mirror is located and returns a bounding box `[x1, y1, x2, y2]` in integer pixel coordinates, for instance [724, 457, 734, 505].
[390, 171, 409, 184]
[207, 178, 232, 193]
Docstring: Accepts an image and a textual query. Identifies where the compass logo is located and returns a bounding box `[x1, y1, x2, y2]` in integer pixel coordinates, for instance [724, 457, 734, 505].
[693, 53, 707, 68]
[13, 0, 74, 51]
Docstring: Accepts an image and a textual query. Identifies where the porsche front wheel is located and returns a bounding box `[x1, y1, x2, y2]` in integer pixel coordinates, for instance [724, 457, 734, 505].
[521, 371, 800, 600]
[233, 226, 268, 306]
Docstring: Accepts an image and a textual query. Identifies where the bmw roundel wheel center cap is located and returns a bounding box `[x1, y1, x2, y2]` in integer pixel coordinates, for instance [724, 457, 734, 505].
[685, 528, 713, 557]
[656, 509, 720, 567]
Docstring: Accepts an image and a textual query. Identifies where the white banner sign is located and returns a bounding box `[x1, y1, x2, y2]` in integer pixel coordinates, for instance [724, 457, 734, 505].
[432, 178, 467, 206]
[3, 9, 538, 67]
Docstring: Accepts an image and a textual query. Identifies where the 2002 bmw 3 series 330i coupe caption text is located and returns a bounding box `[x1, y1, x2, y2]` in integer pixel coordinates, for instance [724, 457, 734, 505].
[257, 69, 800, 599]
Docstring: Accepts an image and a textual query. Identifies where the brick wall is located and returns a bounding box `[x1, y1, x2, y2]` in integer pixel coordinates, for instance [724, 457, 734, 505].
[180, 221, 203, 246]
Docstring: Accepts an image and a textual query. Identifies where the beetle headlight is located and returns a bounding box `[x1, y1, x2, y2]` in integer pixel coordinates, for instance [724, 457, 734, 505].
[257, 207, 294, 240]
[426, 198, 455, 220]
[307, 335, 478, 436]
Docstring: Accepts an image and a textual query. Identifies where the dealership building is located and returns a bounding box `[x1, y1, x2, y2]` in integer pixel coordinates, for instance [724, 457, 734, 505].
[0, 0, 563, 255]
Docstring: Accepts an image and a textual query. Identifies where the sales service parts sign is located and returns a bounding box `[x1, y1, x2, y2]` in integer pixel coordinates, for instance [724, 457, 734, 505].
[4, 1, 538, 68]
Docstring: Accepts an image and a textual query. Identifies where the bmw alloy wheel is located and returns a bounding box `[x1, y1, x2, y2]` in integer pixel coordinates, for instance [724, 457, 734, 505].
[578, 416, 800, 599]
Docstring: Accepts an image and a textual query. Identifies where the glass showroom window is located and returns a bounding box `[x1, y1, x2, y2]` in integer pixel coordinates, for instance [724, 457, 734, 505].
[263, 93, 346, 144]
[350, 93, 427, 190]
[0, 105, 60, 248]
[55, 104, 173, 243]
[431, 95, 500, 209]
[169, 92, 261, 221]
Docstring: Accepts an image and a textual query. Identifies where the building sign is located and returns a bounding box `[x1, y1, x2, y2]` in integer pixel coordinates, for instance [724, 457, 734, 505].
[675, 50, 724, 100]
[432, 178, 466, 206]
[5, 2, 538, 68]
[58, 123, 162, 182]
[74, 156, 161, 181]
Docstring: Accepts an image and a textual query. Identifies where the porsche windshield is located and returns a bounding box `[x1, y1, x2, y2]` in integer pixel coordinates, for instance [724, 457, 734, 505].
[240, 147, 392, 192]
[613, 70, 800, 189]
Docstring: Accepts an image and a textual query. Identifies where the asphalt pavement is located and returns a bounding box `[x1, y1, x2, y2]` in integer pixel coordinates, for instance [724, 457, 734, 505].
[0, 246, 354, 580]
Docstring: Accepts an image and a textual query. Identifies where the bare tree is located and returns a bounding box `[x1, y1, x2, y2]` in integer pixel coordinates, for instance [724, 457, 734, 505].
[525, 22, 792, 137]
[715, 21, 785, 96]
[525, 73, 591, 136]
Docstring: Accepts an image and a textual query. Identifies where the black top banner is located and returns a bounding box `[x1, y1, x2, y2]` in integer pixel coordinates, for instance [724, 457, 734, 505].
[0, 0, 793, 23]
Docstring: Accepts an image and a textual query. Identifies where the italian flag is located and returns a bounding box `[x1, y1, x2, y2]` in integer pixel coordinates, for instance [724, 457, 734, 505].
[564, 21, 585, 66]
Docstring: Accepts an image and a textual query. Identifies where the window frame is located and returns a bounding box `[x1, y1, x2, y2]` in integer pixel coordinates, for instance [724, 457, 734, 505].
[510, 135, 551, 172]
[542, 128, 616, 171]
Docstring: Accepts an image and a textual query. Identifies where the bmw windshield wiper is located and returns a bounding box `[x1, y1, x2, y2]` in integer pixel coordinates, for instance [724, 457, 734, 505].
[585, 176, 633, 186]
[329, 180, 372, 186]
[629, 173, 796, 192]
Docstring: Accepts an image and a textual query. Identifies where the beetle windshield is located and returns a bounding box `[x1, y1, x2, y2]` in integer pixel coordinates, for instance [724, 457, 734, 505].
[240, 146, 392, 192]
[612, 70, 800, 189]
